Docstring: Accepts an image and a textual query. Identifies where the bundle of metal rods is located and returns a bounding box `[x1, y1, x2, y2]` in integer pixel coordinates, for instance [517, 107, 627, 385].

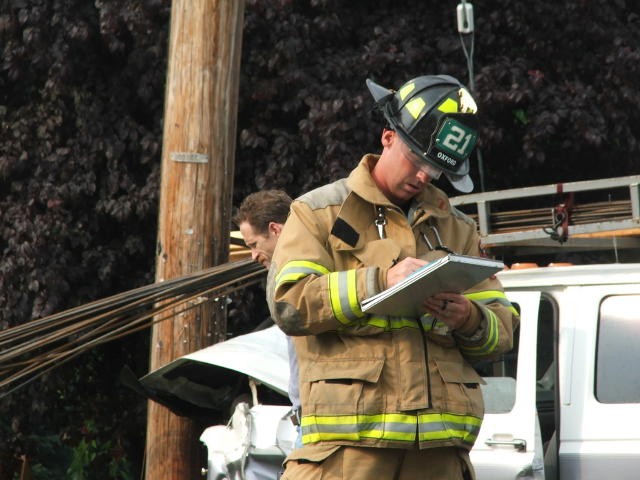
[460, 199, 633, 233]
[0, 259, 265, 397]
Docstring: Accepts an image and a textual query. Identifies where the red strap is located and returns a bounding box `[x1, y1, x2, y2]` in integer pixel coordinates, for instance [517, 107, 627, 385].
[552, 187, 574, 243]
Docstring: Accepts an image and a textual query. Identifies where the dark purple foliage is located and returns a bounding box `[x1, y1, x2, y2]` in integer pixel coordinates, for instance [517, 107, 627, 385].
[2, 0, 639, 477]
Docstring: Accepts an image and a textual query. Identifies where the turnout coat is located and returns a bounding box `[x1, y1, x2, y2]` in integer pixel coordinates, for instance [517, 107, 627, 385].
[268, 155, 518, 455]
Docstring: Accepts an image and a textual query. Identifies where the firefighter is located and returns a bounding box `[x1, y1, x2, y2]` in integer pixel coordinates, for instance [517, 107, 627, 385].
[267, 75, 519, 480]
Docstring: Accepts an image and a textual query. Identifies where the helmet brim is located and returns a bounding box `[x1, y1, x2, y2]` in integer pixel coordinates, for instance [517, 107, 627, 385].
[445, 172, 474, 193]
[366, 78, 394, 104]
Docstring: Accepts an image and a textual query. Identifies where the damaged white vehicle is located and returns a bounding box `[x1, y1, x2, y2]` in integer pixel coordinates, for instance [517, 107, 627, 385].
[136, 325, 297, 480]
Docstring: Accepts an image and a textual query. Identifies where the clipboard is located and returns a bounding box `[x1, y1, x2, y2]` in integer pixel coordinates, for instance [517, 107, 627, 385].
[360, 254, 504, 317]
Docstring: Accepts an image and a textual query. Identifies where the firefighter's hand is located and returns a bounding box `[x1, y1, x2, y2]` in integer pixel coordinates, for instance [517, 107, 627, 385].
[423, 293, 471, 331]
[386, 257, 428, 288]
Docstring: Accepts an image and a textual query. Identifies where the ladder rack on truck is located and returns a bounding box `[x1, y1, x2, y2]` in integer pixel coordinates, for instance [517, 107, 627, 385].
[450, 175, 640, 257]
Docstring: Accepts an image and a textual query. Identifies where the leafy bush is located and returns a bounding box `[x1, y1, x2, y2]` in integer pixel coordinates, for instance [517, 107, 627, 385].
[1, 0, 168, 477]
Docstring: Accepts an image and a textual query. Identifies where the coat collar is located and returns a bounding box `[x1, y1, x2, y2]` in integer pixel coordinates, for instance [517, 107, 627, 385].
[346, 154, 453, 218]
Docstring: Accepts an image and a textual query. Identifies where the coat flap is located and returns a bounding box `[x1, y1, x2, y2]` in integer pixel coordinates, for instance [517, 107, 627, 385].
[306, 358, 384, 383]
[435, 359, 486, 384]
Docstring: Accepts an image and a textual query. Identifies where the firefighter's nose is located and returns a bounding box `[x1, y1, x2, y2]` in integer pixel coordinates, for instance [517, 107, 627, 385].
[416, 169, 429, 183]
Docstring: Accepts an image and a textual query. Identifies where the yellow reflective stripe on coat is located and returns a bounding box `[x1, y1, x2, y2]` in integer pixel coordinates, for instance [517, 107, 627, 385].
[275, 260, 330, 286]
[328, 270, 365, 324]
[466, 290, 519, 316]
[417, 412, 481, 444]
[460, 308, 500, 357]
[343, 315, 448, 332]
[301, 412, 481, 446]
[460, 290, 515, 357]
[353, 316, 429, 331]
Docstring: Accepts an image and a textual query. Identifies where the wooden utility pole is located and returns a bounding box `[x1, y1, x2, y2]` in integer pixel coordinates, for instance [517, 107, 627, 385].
[145, 1, 245, 479]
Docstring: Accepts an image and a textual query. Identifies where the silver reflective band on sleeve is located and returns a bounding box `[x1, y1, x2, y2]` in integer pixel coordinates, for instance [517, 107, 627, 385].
[328, 270, 365, 324]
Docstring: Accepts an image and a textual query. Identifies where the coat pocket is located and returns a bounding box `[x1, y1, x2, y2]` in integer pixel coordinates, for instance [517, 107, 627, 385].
[305, 359, 384, 414]
[433, 359, 485, 415]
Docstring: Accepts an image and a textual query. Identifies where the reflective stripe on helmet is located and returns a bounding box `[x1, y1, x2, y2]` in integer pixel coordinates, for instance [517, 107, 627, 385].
[438, 97, 459, 113]
[398, 82, 416, 100]
[405, 97, 426, 119]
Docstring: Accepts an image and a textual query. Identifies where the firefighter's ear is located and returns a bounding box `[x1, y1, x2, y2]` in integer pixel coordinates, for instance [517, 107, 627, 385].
[381, 129, 395, 148]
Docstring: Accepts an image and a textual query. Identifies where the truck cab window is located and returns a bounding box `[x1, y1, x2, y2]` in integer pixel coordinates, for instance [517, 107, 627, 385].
[595, 294, 640, 404]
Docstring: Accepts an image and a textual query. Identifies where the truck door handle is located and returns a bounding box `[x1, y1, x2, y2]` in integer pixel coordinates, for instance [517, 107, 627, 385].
[484, 437, 527, 451]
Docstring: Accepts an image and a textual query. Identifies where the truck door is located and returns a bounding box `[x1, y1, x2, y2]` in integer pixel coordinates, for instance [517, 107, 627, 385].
[559, 287, 640, 480]
[471, 291, 545, 480]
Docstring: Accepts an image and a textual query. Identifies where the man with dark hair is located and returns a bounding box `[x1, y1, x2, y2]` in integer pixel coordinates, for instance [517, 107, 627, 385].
[268, 75, 519, 479]
[234, 189, 293, 268]
[234, 189, 302, 450]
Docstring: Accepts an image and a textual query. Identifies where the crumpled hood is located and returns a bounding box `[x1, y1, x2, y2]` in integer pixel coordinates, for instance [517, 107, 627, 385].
[123, 326, 289, 422]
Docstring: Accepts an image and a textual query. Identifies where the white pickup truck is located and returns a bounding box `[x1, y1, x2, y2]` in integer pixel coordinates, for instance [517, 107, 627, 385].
[138, 262, 640, 480]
